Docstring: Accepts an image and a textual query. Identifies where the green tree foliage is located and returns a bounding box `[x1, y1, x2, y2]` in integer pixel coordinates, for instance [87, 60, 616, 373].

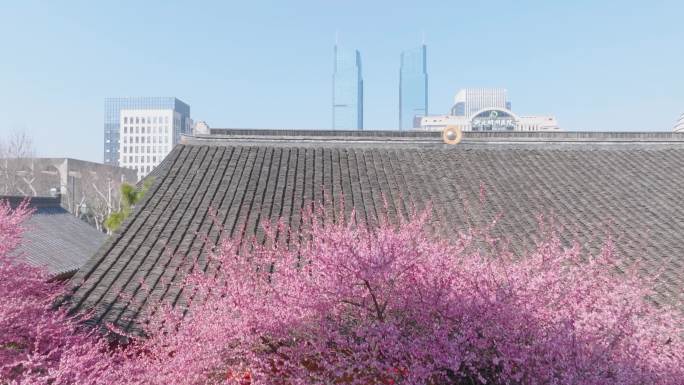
[104, 178, 153, 233]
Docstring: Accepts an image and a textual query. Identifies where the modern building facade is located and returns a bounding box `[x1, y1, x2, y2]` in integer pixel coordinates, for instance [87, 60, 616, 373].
[104, 97, 191, 171]
[420, 88, 559, 132]
[674, 113, 684, 132]
[0, 157, 137, 231]
[119, 109, 181, 179]
[399, 45, 428, 130]
[420, 109, 560, 132]
[451, 88, 511, 118]
[332, 45, 363, 130]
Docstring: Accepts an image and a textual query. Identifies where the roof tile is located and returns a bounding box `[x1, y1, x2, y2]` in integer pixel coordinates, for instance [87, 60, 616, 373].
[68, 131, 684, 333]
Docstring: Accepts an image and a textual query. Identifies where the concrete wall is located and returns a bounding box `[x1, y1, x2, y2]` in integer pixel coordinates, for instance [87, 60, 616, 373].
[0, 158, 138, 230]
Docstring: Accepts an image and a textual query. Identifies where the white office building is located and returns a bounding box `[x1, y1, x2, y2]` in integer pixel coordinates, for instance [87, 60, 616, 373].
[674, 113, 684, 132]
[119, 108, 192, 179]
[451, 88, 511, 118]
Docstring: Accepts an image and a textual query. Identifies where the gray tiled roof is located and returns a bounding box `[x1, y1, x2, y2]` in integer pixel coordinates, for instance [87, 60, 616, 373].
[67, 130, 684, 333]
[3, 196, 108, 278]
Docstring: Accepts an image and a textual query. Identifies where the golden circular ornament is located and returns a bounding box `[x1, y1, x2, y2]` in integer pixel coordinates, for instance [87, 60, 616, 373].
[442, 125, 463, 145]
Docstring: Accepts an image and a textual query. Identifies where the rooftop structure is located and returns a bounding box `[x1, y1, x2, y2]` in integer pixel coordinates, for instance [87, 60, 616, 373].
[193, 121, 211, 135]
[674, 113, 684, 132]
[4, 195, 107, 279]
[67, 129, 684, 334]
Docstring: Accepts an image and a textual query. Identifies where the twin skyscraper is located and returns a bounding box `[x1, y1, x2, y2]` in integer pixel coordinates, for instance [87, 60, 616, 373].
[332, 44, 428, 131]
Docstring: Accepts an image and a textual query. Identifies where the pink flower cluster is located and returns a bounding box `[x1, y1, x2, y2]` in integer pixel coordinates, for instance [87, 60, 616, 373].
[1, 201, 683, 384]
[0, 200, 111, 384]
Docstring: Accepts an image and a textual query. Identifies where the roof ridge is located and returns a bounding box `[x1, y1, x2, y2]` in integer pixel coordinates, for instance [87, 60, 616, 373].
[181, 130, 684, 146]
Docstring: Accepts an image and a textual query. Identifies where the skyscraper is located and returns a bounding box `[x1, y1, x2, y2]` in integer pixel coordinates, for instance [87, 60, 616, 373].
[451, 88, 511, 118]
[104, 97, 191, 178]
[333, 45, 363, 130]
[399, 45, 428, 130]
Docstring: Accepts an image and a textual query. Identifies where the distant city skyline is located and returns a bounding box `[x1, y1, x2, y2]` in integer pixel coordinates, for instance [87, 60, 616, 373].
[1, 1, 683, 161]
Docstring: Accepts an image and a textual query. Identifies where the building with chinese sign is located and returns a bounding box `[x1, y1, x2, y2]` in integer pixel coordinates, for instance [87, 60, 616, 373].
[420, 108, 560, 132]
[420, 88, 560, 132]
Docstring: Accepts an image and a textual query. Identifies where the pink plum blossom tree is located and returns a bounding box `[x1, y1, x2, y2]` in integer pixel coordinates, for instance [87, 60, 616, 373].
[1, 199, 683, 385]
[0, 200, 110, 384]
[92, 210, 684, 385]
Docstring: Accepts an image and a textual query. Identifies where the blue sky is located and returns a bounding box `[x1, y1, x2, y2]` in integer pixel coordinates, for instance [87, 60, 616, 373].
[1, 0, 683, 162]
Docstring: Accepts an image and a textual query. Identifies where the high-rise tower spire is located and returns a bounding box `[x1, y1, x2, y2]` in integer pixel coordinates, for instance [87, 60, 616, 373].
[332, 43, 363, 130]
[399, 44, 428, 130]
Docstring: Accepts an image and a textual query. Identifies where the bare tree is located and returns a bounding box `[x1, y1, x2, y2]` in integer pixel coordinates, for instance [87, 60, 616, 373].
[0, 131, 35, 158]
[63, 169, 124, 232]
[1, 131, 134, 232]
[0, 131, 36, 195]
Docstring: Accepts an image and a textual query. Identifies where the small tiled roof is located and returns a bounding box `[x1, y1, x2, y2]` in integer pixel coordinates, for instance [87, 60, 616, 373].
[3, 196, 108, 279]
[67, 130, 684, 333]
